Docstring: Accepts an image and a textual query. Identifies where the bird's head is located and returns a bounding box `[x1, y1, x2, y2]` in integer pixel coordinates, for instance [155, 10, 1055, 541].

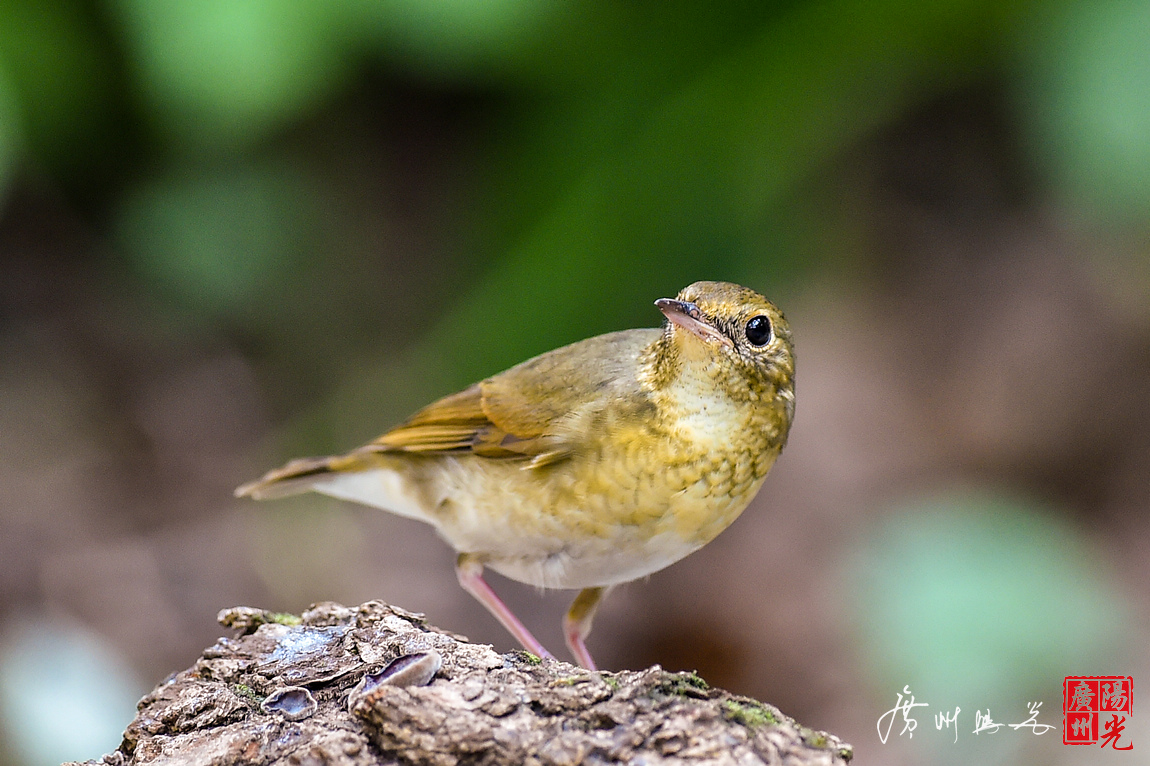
[651, 281, 795, 411]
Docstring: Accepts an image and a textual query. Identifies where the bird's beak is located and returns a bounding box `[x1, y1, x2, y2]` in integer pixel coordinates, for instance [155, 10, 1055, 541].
[655, 298, 732, 347]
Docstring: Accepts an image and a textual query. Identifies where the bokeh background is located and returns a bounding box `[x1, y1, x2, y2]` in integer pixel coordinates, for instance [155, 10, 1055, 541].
[1, 0, 1149, 764]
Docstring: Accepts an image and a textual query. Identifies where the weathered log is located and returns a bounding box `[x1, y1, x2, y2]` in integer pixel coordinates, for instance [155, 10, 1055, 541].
[74, 601, 852, 766]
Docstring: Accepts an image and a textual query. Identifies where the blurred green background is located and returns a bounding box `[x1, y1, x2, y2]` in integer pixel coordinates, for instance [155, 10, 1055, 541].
[1, 0, 1148, 763]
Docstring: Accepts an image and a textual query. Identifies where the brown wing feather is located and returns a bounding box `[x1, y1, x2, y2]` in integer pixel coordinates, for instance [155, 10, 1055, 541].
[362, 330, 659, 465]
[360, 383, 561, 461]
[361, 384, 490, 453]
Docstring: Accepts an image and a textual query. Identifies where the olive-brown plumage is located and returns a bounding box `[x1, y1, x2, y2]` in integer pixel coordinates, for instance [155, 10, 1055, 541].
[237, 281, 795, 669]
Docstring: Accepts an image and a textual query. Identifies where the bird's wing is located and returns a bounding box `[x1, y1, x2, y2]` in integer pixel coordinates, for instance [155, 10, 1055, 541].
[365, 382, 565, 461]
[235, 329, 659, 498]
[364, 329, 658, 467]
[366, 384, 499, 453]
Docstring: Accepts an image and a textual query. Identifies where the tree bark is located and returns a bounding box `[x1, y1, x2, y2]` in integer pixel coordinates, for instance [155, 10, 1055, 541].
[73, 601, 852, 766]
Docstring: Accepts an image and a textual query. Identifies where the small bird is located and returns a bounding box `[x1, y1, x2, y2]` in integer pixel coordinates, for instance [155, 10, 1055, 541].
[237, 281, 795, 670]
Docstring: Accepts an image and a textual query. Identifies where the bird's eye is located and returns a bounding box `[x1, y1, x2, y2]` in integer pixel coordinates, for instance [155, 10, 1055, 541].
[745, 315, 772, 346]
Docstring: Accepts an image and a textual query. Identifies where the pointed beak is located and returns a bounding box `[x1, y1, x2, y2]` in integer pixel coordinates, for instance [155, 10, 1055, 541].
[655, 298, 732, 347]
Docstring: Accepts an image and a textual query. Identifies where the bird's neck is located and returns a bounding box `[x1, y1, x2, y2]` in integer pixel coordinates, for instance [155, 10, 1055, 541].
[639, 331, 787, 452]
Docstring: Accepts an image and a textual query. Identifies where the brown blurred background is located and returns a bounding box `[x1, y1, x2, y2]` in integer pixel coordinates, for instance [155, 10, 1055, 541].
[1, 1, 1148, 764]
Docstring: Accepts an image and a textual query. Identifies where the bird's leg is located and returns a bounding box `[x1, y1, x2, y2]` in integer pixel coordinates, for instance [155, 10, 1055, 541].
[455, 553, 555, 660]
[563, 586, 609, 670]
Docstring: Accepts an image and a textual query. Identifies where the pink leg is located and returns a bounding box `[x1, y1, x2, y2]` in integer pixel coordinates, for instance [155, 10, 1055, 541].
[563, 586, 609, 670]
[456, 554, 554, 660]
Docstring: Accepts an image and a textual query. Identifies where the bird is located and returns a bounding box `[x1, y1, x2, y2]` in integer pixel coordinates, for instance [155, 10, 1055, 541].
[236, 280, 795, 670]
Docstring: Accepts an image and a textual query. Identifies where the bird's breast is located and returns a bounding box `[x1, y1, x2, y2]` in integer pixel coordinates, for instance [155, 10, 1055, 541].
[424, 418, 777, 589]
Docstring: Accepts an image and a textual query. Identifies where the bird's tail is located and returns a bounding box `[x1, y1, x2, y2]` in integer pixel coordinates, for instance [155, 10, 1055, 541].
[234, 453, 370, 500]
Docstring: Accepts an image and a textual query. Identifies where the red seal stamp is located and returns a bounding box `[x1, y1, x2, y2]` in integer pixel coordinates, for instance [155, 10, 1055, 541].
[1064, 676, 1132, 748]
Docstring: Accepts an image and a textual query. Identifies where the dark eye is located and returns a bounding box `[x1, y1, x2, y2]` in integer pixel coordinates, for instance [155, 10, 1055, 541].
[745, 315, 772, 346]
